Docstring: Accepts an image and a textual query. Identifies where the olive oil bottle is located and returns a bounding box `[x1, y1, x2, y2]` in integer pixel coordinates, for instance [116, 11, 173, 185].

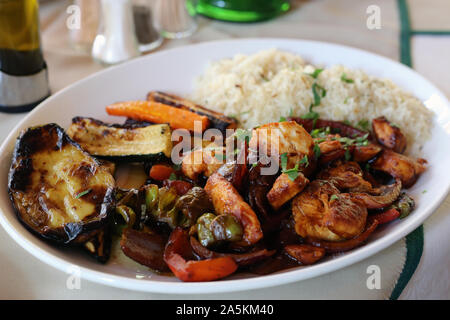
[0, 0, 50, 113]
[187, 0, 290, 22]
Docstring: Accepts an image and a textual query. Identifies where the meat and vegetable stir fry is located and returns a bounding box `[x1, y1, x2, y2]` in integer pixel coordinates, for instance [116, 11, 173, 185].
[8, 91, 427, 282]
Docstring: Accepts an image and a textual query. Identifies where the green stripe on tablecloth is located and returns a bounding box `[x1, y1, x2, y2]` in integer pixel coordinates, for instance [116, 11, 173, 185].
[412, 30, 450, 35]
[390, 0, 426, 300]
[390, 226, 424, 299]
[397, 0, 412, 67]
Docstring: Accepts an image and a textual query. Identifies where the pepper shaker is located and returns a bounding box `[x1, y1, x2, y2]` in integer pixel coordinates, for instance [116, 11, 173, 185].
[155, 0, 197, 39]
[92, 0, 141, 65]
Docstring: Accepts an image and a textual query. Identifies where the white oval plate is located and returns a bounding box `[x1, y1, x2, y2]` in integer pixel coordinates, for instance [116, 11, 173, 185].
[1, 39, 449, 294]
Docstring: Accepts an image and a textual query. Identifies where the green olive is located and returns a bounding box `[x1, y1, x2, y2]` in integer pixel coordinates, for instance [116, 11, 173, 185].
[196, 213, 217, 247]
[143, 184, 159, 213]
[115, 205, 136, 227]
[210, 214, 243, 242]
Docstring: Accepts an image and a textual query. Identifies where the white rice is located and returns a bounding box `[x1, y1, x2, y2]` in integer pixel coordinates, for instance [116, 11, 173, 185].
[191, 49, 433, 156]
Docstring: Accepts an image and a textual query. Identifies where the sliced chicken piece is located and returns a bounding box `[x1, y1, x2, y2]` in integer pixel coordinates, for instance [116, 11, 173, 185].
[249, 121, 314, 169]
[181, 147, 225, 180]
[205, 173, 263, 246]
[352, 144, 383, 162]
[372, 116, 407, 153]
[316, 138, 347, 165]
[267, 172, 309, 210]
[317, 161, 372, 193]
[292, 180, 367, 241]
[372, 149, 427, 188]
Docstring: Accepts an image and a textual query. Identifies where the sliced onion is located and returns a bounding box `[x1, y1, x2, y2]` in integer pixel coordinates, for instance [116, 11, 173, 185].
[190, 236, 275, 267]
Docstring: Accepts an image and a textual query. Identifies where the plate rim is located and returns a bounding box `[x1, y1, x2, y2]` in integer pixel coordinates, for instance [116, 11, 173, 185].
[0, 38, 449, 294]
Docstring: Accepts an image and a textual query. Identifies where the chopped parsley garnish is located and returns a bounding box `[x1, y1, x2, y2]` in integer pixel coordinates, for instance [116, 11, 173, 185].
[313, 143, 321, 159]
[229, 110, 250, 120]
[305, 68, 324, 79]
[234, 128, 252, 144]
[75, 189, 92, 199]
[280, 153, 288, 170]
[280, 153, 309, 181]
[345, 149, 351, 161]
[280, 108, 294, 122]
[312, 83, 326, 106]
[300, 104, 320, 128]
[330, 195, 339, 201]
[341, 73, 354, 83]
[310, 126, 331, 138]
[357, 119, 370, 131]
[299, 155, 309, 167]
[169, 173, 177, 181]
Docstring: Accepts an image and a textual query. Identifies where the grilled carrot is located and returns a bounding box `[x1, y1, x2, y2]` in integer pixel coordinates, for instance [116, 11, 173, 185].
[106, 100, 210, 132]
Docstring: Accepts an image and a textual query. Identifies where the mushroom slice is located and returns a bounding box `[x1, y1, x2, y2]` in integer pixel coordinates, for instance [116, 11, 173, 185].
[317, 161, 372, 192]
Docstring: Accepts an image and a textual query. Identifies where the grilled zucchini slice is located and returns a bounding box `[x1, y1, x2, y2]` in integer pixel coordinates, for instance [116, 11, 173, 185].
[67, 117, 172, 162]
[8, 124, 116, 244]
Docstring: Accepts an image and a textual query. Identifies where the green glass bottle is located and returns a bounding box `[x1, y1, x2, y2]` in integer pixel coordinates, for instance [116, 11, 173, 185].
[187, 0, 290, 22]
[0, 0, 50, 113]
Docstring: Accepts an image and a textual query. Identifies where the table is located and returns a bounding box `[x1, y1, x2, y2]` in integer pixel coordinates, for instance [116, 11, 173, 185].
[0, 0, 449, 299]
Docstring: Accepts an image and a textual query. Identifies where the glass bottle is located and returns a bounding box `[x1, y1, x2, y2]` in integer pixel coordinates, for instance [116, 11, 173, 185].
[0, 0, 50, 113]
[155, 0, 197, 39]
[187, 0, 290, 22]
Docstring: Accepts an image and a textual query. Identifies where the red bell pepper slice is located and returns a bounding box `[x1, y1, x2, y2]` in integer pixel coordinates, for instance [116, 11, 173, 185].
[163, 228, 238, 282]
[369, 208, 400, 225]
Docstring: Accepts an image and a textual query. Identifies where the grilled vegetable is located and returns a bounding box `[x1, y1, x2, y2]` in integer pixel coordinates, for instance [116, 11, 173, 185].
[177, 187, 214, 228]
[147, 91, 237, 134]
[149, 164, 175, 181]
[150, 186, 179, 228]
[190, 236, 275, 267]
[210, 214, 243, 243]
[83, 227, 111, 263]
[164, 227, 238, 282]
[120, 228, 169, 272]
[284, 244, 325, 265]
[8, 124, 115, 244]
[390, 192, 415, 219]
[205, 173, 263, 246]
[105, 100, 210, 133]
[196, 213, 217, 248]
[67, 117, 172, 162]
[195, 212, 244, 248]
